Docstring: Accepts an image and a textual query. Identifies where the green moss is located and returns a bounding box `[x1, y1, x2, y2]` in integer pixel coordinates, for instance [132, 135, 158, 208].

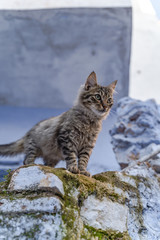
[129, 175, 147, 231]
[0, 169, 14, 191]
[0, 165, 143, 239]
[50, 168, 124, 203]
[61, 208, 81, 239]
[82, 225, 131, 240]
[20, 224, 40, 238]
[0, 190, 17, 201]
[94, 171, 138, 194]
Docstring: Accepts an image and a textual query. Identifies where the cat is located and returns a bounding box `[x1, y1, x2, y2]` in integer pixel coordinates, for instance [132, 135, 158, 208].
[0, 72, 117, 177]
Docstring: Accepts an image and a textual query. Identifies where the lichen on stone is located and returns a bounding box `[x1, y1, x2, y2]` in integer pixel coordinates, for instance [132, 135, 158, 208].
[0, 164, 159, 239]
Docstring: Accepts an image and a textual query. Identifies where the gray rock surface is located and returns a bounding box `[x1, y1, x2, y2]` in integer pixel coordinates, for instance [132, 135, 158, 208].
[0, 7, 131, 108]
[123, 163, 160, 240]
[0, 212, 62, 240]
[0, 164, 160, 239]
[80, 195, 128, 232]
[8, 165, 64, 196]
[0, 166, 64, 240]
[110, 97, 160, 171]
[0, 197, 62, 213]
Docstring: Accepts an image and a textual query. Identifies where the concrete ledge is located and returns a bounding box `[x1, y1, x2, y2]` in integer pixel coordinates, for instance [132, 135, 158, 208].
[0, 0, 132, 10]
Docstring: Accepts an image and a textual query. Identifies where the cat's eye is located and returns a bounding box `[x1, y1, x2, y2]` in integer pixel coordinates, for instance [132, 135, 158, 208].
[95, 94, 101, 100]
[107, 97, 113, 104]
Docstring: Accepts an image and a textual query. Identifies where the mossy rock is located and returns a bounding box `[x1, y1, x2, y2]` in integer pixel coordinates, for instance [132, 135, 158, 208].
[0, 165, 148, 239]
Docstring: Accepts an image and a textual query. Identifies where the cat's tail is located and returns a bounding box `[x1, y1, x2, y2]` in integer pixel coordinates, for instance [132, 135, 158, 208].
[0, 138, 24, 157]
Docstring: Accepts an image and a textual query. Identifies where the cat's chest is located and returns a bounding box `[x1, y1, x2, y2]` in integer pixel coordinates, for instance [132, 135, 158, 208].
[74, 121, 100, 145]
[60, 112, 102, 146]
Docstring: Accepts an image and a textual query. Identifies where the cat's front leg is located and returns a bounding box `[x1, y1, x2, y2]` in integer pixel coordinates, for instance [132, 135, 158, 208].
[66, 152, 80, 174]
[58, 135, 79, 174]
[62, 147, 79, 174]
[78, 149, 91, 177]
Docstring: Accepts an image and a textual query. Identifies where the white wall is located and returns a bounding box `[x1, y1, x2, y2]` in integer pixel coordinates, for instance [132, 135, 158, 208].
[130, 0, 160, 104]
[0, 0, 131, 10]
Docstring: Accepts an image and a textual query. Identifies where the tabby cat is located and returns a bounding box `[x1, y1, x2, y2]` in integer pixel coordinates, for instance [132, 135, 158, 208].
[0, 72, 117, 177]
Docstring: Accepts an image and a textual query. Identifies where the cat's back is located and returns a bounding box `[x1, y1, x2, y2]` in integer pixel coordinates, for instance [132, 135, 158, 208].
[26, 114, 63, 140]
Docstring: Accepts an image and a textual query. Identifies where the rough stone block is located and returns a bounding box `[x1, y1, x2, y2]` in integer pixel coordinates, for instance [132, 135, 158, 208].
[0, 197, 62, 213]
[80, 195, 128, 232]
[8, 165, 64, 196]
[0, 165, 160, 239]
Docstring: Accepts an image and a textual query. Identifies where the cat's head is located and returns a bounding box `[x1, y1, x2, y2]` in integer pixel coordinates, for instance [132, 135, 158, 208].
[79, 72, 117, 118]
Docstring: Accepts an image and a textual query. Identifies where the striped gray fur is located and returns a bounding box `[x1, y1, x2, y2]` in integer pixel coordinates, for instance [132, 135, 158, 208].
[0, 72, 117, 177]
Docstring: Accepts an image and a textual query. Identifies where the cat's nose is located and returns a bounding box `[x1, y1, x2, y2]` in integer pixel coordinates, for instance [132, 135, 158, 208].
[103, 104, 108, 110]
[102, 105, 108, 112]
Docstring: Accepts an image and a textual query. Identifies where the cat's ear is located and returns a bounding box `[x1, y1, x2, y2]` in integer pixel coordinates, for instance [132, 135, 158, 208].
[108, 80, 118, 91]
[85, 71, 97, 90]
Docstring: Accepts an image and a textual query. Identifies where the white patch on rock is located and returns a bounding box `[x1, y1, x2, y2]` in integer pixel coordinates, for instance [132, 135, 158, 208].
[124, 163, 155, 178]
[0, 197, 62, 213]
[116, 172, 137, 187]
[80, 195, 128, 232]
[8, 166, 64, 196]
[113, 186, 125, 196]
[69, 187, 79, 200]
[0, 213, 62, 240]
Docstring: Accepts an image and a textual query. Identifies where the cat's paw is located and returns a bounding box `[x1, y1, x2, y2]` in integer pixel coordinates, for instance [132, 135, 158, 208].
[80, 170, 91, 177]
[67, 165, 80, 174]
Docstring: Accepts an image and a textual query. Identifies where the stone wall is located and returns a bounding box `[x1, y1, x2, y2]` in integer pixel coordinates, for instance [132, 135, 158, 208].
[0, 164, 160, 239]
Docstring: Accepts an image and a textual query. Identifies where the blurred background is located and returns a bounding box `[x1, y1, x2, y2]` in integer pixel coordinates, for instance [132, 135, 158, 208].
[0, 0, 159, 179]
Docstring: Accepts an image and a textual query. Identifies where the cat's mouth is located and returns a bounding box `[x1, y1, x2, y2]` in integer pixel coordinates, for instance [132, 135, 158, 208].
[91, 106, 109, 117]
[99, 108, 108, 113]
[98, 108, 109, 116]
